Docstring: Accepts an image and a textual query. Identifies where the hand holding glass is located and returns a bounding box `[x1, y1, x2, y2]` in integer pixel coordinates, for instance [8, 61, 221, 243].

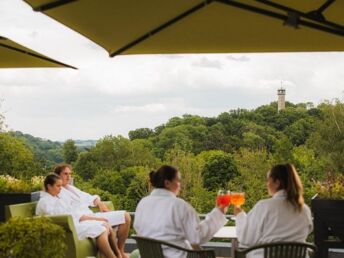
[231, 192, 245, 207]
[216, 190, 231, 206]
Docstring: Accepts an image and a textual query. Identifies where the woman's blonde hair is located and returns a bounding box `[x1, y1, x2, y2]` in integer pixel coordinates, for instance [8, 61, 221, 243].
[269, 164, 304, 212]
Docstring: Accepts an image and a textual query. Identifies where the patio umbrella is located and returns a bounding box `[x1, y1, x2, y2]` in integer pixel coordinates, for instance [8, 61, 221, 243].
[23, 0, 344, 57]
[0, 35, 76, 68]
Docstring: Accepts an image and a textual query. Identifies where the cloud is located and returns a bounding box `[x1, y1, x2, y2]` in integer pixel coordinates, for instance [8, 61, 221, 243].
[161, 54, 184, 59]
[192, 57, 223, 69]
[111, 104, 166, 113]
[1, 1, 344, 140]
[226, 55, 250, 62]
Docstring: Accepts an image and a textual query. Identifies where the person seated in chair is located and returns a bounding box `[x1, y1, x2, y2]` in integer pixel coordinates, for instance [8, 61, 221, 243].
[133, 165, 229, 258]
[234, 164, 313, 258]
[36, 174, 121, 258]
[54, 164, 131, 258]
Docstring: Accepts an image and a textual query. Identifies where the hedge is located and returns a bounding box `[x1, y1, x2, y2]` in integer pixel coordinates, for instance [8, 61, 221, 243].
[0, 217, 66, 258]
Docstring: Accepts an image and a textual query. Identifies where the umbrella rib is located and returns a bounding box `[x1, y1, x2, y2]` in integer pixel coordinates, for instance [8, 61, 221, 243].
[0, 42, 77, 69]
[216, 0, 344, 38]
[110, 0, 214, 57]
[31, 0, 77, 12]
[255, 0, 344, 32]
[316, 0, 335, 13]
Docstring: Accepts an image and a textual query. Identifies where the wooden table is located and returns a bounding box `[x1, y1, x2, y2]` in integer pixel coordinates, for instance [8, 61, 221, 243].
[213, 226, 238, 258]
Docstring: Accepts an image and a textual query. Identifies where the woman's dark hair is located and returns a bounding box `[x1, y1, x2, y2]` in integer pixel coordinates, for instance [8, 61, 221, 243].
[53, 163, 72, 175]
[149, 165, 178, 189]
[269, 163, 304, 212]
[44, 174, 61, 191]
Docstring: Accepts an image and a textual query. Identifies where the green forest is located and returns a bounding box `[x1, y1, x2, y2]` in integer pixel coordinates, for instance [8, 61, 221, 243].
[1, 100, 343, 212]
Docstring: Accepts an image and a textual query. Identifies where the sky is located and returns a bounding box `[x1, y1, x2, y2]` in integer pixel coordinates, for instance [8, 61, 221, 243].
[0, 0, 343, 141]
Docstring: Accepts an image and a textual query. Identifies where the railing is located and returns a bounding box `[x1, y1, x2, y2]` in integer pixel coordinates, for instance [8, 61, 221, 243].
[128, 212, 235, 221]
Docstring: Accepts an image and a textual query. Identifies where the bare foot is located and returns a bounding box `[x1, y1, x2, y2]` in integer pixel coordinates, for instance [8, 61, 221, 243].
[120, 252, 129, 258]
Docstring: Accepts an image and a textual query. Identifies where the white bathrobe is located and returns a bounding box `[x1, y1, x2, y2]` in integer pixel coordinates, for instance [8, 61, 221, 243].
[236, 190, 313, 258]
[59, 185, 125, 226]
[134, 188, 228, 258]
[36, 191, 107, 240]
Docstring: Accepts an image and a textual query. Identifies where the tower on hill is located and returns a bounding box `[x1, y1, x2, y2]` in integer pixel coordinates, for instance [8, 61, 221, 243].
[277, 87, 286, 112]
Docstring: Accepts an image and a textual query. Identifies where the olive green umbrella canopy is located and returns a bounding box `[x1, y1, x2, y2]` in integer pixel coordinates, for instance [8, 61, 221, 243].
[24, 0, 344, 57]
[0, 36, 76, 68]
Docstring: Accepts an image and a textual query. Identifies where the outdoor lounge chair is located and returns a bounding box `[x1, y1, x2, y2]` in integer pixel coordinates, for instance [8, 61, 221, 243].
[5, 201, 115, 258]
[132, 235, 216, 258]
[235, 241, 316, 258]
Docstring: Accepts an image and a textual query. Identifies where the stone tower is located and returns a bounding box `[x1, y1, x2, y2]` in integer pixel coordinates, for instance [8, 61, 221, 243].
[277, 87, 286, 112]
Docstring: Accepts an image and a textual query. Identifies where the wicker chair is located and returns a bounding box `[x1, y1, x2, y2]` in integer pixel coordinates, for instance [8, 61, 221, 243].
[132, 235, 216, 258]
[235, 242, 316, 258]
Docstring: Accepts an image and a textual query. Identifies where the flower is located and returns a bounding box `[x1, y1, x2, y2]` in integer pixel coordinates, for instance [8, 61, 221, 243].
[0, 175, 40, 193]
[313, 172, 344, 200]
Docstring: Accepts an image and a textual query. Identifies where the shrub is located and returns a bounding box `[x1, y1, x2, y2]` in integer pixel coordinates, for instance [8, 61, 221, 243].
[0, 175, 44, 193]
[0, 217, 66, 258]
[312, 172, 344, 200]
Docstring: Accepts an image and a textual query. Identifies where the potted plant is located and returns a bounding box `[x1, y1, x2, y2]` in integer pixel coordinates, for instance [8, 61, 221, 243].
[0, 175, 43, 221]
[311, 172, 344, 258]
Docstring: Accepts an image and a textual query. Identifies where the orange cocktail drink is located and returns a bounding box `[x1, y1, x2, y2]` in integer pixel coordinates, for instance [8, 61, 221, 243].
[216, 190, 231, 206]
[230, 192, 245, 206]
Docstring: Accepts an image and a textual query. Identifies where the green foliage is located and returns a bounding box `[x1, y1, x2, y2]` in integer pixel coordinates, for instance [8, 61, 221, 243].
[284, 118, 315, 146]
[9, 131, 63, 169]
[307, 100, 344, 173]
[62, 139, 78, 164]
[188, 186, 216, 213]
[0, 133, 43, 178]
[119, 166, 138, 186]
[242, 132, 265, 149]
[0, 175, 43, 193]
[130, 139, 160, 168]
[74, 135, 158, 180]
[203, 123, 226, 150]
[229, 148, 271, 211]
[0, 175, 30, 193]
[271, 136, 294, 164]
[0, 99, 5, 132]
[165, 147, 203, 201]
[129, 128, 154, 140]
[124, 166, 150, 211]
[73, 176, 123, 209]
[152, 126, 194, 158]
[199, 150, 239, 190]
[242, 122, 278, 151]
[0, 217, 67, 258]
[291, 145, 326, 204]
[91, 169, 125, 195]
[291, 145, 324, 180]
[161, 147, 217, 213]
[312, 172, 344, 200]
[73, 151, 99, 180]
[73, 166, 151, 211]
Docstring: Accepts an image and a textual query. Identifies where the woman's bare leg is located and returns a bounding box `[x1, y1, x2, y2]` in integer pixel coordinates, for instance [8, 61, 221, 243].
[97, 231, 117, 258]
[117, 212, 131, 258]
[109, 229, 122, 258]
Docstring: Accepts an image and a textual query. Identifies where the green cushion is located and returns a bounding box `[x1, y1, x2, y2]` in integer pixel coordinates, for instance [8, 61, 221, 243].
[130, 249, 140, 258]
[5, 201, 37, 219]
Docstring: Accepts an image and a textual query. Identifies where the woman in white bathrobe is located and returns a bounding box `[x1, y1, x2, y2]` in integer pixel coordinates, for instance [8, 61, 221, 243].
[36, 174, 121, 258]
[134, 165, 229, 258]
[234, 164, 313, 258]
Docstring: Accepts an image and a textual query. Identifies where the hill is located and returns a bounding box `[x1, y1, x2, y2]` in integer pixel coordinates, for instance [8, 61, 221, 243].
[9, 131, 63, 168]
